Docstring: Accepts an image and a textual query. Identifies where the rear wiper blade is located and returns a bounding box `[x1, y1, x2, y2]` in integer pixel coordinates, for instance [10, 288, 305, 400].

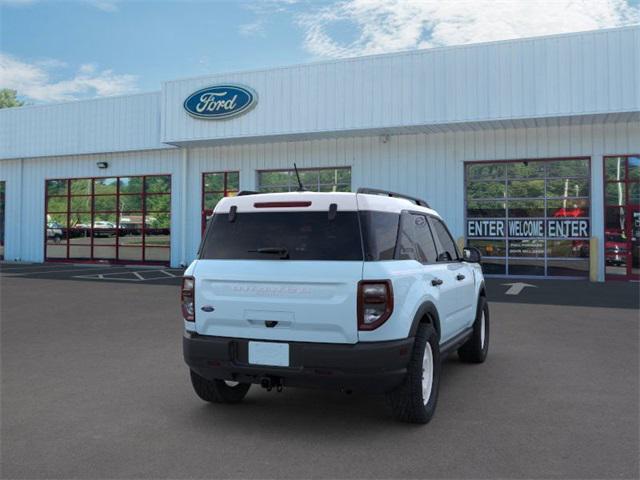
[248, 247, 290, 259]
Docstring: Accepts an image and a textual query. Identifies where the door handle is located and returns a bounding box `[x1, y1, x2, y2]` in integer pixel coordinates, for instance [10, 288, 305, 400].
[456, 274, 466, 281]
[431, 278, 443, 286]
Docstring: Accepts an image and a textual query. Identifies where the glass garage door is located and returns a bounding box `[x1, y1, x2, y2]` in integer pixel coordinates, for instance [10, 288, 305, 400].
[0, 181, 4, 260]
[465, 158, 591, 277]
[201, 171, 239, 233]
[45, 175, 171, 264]
[604, 155, 639, 280]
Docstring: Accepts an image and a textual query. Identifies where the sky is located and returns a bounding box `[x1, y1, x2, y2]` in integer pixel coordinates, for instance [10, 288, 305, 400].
[1, 0, 639, 104]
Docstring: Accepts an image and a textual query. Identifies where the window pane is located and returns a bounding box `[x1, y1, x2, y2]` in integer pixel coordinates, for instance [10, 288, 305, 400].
[204, 173, 224, 192]
[70, 179, 91, 195]
[547, 179, 589, 197]
[46, 213, 68, 228]
[466, 163, 506, 181]
[118, 247, 143, 261]
[144, 229, 170, 247]
[47, 196, 68, 213]
[481, 258, 506, 275]
[47, 179, 67, 196]
[359, 211, 399, 261]
[605, 157, 626, 181]
[629, 156, 640, 181]
[93, 246, 116, 259]
[68, 245, 91, 259]
[145, 247, 170, 262]
[227, 171, 240, 190]
[547, 199, 589, 218]
[605, 183, 625, 206]
[94, 178, 117, 194]
[467, 240, 506, 257]
[336, 168, 351, 184]
[430, 218, 459, 261]
[547, 159, 589, 178]
[145, 175, 171, 193]
[629, 183, 639, 205]
[507, 161, 545, 179]
[46, 243, 67, 258]
[118, 229, 143, 246]
[299, 170, 318, 187]
[204, 193, 224, 210]
[94, 195, 117, 212]
[259, 171, 291, 187]
[466, 181, 505, 199]
[397, 213, 436, 263]
[119, 194, 143, 211]
[69, 213, 91, 229]
[466, 200, 505, 218]
[547, 240, 589, 258]
[46, 221, 66, 244]
[93, 214, 117, 227]
[319, 169, 338, 184]
[70, 196, 91, 212]
[119, 177, 143, 194]
[605, 207, 626, 231]
[145, 194, 170, 212]
[508, 239, 545, 257]
[547, 260, 589, 277]
[200, 212, 363, 261]
[507, 179, 545, 198]
[508, 259, 545, 276]
[145, 213, 170, 229]
[507, 200, 545, 217]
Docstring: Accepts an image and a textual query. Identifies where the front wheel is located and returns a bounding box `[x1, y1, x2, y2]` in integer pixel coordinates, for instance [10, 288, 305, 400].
[386, 322, 440, 424]
[458, 296, 489, 363]
[189, 370, 251, 404]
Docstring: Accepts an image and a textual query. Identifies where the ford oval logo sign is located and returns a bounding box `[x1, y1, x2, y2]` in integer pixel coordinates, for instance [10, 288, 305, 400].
[183, 84, 257, 120]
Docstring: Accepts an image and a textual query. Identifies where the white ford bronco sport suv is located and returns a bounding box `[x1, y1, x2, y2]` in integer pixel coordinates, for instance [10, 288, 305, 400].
[182, 188, 489, 423]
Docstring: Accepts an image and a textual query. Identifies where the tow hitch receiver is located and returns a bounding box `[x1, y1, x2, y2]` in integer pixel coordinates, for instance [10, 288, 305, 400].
[260, 376, 284, 392]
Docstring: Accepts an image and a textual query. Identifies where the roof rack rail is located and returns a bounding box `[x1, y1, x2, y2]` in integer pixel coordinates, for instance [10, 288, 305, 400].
[236, 190, 261, 196]
[357, 188, 430, 208]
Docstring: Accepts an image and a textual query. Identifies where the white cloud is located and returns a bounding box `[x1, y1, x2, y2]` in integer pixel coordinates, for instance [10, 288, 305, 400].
[298, 0, 640, 58]
[0, 53, 138, 102]
[239, 19, 266, 36]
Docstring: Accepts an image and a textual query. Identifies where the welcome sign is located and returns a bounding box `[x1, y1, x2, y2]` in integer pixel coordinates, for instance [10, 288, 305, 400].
[184, 84, 257, 119]
[467, 219, 590, 239]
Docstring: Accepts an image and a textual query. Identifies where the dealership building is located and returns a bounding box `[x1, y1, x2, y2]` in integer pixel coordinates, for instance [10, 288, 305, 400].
[0, 26, 638, 281]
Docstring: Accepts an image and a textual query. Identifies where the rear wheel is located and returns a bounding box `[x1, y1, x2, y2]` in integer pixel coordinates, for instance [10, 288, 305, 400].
[458, 296, 489, 363]
[189, 370, 251, 404]
[387, 322, 440, 424]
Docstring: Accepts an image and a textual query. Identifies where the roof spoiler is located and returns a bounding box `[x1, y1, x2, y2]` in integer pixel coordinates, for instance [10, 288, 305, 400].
[357, 188, 430, 208]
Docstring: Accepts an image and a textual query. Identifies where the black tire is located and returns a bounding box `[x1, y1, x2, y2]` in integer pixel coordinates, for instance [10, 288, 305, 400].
[386, 322, 440, 424]
[458, 296, 489, 363]
[189, 370, 251, 404]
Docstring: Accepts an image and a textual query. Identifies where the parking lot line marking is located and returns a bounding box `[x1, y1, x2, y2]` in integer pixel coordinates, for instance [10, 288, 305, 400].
[160, 270, 176, 277]
[133, 272, 145, 280]
[0, 266, 133, 276]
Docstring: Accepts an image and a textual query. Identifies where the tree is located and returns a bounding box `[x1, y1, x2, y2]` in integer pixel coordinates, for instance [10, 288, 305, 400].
[0, 89, 24, 109]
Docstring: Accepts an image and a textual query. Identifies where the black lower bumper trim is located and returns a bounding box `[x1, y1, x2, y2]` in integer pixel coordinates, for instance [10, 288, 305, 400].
[183, 332, 414, 393]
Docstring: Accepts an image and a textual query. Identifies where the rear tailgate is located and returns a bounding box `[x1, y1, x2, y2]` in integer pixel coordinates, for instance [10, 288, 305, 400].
[195, 192, 363, 344]
[194, 260, 361, 343]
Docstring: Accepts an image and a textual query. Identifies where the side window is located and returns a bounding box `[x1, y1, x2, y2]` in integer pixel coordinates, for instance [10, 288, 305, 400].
[430, 217, 459, 262]
[396, 212, 437, 264]
[360, 211, 400, 261]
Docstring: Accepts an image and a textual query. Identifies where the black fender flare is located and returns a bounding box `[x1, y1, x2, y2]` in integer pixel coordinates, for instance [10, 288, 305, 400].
[478, 280, 486, 299]
[408, 301, 441, 341]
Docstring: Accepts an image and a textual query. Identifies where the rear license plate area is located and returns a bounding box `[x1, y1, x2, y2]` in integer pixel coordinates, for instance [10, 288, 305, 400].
[248, 341, 290, 367]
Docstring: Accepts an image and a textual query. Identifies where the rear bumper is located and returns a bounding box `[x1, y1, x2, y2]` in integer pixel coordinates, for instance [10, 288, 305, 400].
[183, 332, 414, 393]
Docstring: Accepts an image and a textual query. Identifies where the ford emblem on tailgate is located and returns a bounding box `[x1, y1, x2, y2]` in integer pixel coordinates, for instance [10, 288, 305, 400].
[183, 84, 257, 120]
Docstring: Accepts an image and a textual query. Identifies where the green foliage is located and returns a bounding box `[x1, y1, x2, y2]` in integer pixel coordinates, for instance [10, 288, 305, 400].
[0, 89, 24, 109]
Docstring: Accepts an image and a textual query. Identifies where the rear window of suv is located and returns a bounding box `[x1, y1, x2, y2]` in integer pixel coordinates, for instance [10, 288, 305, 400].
[200, 211, 364, 261]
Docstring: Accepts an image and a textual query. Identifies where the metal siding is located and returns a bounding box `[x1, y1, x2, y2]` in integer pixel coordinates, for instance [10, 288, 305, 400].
[0, 92, 169, 160]
[161, 27, 638, 145]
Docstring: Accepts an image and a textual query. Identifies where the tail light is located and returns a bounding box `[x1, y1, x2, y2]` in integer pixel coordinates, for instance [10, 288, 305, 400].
[357, 280, 393, 330]
[181, 276, 195, 322]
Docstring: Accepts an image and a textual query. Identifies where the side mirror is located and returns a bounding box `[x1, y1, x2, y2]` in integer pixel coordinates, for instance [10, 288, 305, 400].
[462, 246, 482, 263]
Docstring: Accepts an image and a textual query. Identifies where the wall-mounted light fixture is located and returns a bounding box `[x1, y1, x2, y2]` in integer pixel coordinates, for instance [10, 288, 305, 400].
[96, 162, 109, 169]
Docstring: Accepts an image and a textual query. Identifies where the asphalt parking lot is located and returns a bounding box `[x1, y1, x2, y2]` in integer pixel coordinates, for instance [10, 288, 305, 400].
[1, 263, 638, 479]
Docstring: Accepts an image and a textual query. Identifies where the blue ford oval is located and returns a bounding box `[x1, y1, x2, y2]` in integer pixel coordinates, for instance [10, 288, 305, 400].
[183, 85, 257, 120]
